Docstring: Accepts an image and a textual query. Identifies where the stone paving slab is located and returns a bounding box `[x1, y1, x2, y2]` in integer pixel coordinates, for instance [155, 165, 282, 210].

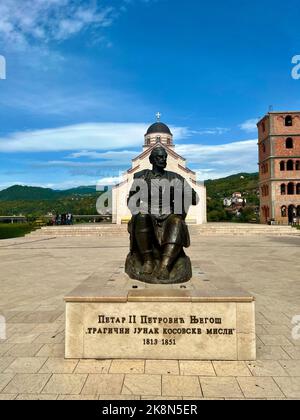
[162, 375, 202, 397]
[200, 377, 243, 398]
[1, 234, 300, 399]
[122, 374, 161, 396]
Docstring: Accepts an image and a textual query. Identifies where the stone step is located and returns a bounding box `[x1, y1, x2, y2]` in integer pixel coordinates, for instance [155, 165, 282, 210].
[26, 223, 300, 238]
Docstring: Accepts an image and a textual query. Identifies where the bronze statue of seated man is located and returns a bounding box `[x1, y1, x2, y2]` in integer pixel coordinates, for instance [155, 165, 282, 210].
[125, 146, 198, 284]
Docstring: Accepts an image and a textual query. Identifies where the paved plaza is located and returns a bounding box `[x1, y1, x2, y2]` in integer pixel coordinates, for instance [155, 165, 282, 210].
[0, 231, 300, 400]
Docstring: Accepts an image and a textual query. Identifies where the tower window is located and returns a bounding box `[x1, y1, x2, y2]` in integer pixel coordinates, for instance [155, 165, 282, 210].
[286, 138, 293, 149]
[287, 160, 294, 171]
[281, 184, 286, 195]
[156, 136, 161, 143]
[288, 182, 294, 195]
[262, 143, 266, 153]
[285, 115, 293, 126]
[296, 161, 300, 170]
[262, 122, 265, 132]
[280, 161, 285, 171]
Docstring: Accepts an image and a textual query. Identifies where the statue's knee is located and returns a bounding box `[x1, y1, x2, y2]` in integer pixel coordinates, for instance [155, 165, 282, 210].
[136, 213, 152, 229]
[136, 213, 150, 222]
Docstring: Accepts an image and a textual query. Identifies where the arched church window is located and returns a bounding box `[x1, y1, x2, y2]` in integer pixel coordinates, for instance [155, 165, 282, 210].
[281, 184, 286, 195]
[286, 138, 293, 149]
[285, 115, 293, 126]
[296, 161, 300, 170]
[297, 183, 300, 195]
[281, 206, 287, 217]
[280, 161, 285, 171]
[156, 136, 161, 143]
[287, 160, 294, 171]
[288, 182, 294, 195]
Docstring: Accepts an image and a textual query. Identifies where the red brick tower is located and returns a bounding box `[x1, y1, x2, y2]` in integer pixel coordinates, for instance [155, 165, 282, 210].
[257, 112, 300, 224]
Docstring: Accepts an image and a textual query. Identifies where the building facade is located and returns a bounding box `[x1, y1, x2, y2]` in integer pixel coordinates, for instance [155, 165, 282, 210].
[257, 111, 300, 224]
[112, 120, 207, 225]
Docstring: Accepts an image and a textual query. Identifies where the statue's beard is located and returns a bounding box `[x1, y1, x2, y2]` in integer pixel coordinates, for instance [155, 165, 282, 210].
[156, 162, 167, 168]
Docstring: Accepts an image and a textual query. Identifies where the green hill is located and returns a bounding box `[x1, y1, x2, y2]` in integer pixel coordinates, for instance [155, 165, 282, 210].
[0, 174, 260, 220]
[205, 172, 259, 202]
[205, 172, 259, 222]
[0, 185, 59, 201]
[0, 185, 97, 201]
[0, 185, 102, 217]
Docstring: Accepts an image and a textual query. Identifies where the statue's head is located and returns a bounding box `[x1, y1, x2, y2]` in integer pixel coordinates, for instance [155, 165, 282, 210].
[149, 146, 168, 169]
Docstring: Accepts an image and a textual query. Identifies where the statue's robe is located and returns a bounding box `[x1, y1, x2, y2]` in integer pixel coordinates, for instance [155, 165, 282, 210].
[127, 169, 198, 253]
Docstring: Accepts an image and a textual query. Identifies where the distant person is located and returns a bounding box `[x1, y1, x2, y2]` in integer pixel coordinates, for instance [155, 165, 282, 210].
[66, 213, 73, 225]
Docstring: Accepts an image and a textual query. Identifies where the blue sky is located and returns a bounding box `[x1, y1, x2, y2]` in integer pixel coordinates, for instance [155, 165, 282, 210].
[0, 0, 300, 189]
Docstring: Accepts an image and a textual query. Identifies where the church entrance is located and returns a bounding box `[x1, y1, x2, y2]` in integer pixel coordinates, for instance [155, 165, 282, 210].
[288, 205, 296, 224]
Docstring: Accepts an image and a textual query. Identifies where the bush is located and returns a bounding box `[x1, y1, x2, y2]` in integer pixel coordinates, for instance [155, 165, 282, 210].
[208, 209, 228, 222]
[239, 207, 258, 223]
[0, 223, 36, 240]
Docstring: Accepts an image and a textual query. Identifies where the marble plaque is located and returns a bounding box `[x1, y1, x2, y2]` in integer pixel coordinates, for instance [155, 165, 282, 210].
[64, 272, 256, 361]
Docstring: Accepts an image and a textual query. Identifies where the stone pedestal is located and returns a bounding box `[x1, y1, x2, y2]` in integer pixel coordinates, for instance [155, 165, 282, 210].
[64, 270, 256, 361]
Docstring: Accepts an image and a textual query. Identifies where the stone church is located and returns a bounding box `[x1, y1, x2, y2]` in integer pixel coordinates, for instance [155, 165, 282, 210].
[112, 119, 207, 224]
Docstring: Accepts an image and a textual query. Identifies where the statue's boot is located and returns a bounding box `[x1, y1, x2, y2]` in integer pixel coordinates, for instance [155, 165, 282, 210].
[135, 215, 154, 275]
[143, 259, 154, 274]
[156, 244, 181, 282]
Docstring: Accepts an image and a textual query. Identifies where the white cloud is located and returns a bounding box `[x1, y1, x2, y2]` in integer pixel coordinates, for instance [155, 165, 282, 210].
[0, 123, 190, 152]
[34, 138, 259, 182]
[190, 127, 230, 135]
[69, 150, 139, 160]
[0, 0, 158, 49]
[175, 140, 258, 180]
[0, 0, 115, 48]
[0, 121, 259, 185]
[239, 118, 259, 133]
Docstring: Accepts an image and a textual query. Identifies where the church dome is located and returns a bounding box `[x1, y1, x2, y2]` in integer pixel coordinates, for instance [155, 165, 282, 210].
[146, 122, 172, 135]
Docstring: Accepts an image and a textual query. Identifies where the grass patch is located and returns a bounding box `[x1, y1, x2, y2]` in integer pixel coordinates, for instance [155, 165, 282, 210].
[0, 223, 36, 240]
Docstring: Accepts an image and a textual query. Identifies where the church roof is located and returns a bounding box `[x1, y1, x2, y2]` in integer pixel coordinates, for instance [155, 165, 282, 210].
[146, 122, 172, 135]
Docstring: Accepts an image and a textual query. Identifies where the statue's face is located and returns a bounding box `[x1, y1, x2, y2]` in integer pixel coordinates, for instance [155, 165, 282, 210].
[151, 149, 167, 169]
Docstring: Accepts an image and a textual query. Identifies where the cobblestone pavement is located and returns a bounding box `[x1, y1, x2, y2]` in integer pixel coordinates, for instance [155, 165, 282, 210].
[0, 233, 300, 400]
